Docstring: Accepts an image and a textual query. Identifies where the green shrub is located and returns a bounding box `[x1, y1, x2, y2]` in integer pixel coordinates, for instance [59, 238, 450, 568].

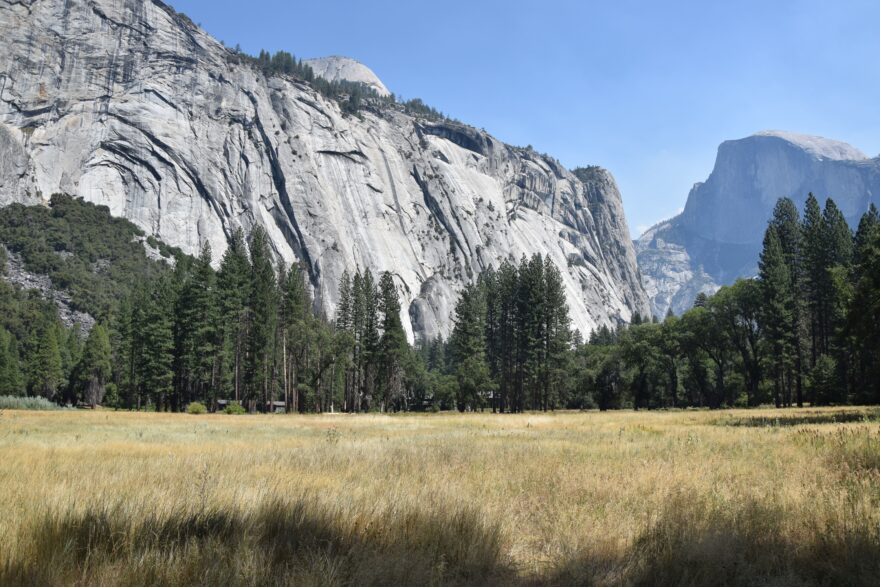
[0, 396, 58, 410]
[223, 403, 246, 415]
[186, 402, 207, 415]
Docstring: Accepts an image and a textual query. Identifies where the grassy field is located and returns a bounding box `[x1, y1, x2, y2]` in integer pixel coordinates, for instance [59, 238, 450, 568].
[1, 408, 879, 586]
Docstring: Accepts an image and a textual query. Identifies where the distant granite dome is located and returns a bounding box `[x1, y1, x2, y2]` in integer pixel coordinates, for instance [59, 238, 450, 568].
[753, 131, 868, 162]
[303, 56, 391, 97]
[636, 131, 880, 317]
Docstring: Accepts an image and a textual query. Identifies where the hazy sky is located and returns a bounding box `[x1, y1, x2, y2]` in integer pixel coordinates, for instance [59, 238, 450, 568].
[173, 0, 880, 236]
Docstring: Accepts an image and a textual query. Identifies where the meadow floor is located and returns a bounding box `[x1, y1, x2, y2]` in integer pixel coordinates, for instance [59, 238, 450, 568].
[1, 408, 879, 586]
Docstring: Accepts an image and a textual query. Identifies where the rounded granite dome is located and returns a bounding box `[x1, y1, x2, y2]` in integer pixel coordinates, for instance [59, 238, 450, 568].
[752, 130, 868, 161]
[302, 56, 390, 97]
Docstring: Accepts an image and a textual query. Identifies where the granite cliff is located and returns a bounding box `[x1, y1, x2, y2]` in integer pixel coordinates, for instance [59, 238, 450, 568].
[636, 131, 880, 316]
[0, 0, 650, 341]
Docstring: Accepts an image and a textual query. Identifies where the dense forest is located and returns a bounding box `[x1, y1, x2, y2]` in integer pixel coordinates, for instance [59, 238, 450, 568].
[578, 195, 880, 409]
[1, 194, 879, 412]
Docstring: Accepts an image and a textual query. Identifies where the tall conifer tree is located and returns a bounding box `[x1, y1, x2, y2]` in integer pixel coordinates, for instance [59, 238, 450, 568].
[217, 229, 251, 402]
[246, 226, 278, 409]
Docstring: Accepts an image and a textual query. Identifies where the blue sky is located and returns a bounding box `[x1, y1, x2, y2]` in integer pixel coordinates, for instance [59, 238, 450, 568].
[172, 0, 880, 236]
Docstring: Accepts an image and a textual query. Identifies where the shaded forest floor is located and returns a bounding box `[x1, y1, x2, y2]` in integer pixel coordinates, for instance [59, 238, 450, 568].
[1, 407, 879, 586]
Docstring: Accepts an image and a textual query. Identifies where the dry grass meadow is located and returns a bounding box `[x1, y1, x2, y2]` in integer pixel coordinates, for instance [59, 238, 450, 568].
[1, 407, 879, 586]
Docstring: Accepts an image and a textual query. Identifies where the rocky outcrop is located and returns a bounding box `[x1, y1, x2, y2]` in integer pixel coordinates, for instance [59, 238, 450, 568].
[1, 246, 95, 332]
[303, 56, 390, 97]
[637, 131, 880, 317]
[0, 0, 649, 341]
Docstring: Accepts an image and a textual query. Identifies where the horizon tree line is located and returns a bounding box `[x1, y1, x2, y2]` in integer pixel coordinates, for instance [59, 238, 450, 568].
[2, 195, 879, 411]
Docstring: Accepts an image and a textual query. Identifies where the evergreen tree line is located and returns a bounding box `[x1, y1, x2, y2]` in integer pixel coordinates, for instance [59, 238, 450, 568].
[566, 196, 880, 409]
[442, 254, 573, 412]
[4, 194, 880, 412]
[0, 288, 113, 408]
[117, 226, 332, 412]
[0, 195, 172, 407]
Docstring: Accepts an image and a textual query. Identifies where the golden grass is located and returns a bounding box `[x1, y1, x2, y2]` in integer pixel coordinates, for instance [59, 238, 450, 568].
[0, 407, 878, 586]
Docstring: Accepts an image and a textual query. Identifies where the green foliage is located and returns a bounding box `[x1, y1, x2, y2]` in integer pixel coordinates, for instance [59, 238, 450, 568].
[186, 401, 207, 415]
[245, 226, 278, 407]
[0, 395, 58, 410]
[759, 225, 796, 407]
[174, 242, 220, 407]
[223, 402, 247, 415]
[450, 283, 493, 411]
[27, 314, 64, 400]
[0, 195, 177, 320]
[3, 193, 878, 413]
[848, 222, 880, 404]
[216, 229, 251, 403]
[135, 274, 176, 410]
[70, 323, 112, 407]
[234, 48, 453, 121]
[377, 272, 408, 410]
[564, 195, 880, 411]
[474, 254, 572, 412]
[0, 327, 23, 396]
[807, 355, 841, 405]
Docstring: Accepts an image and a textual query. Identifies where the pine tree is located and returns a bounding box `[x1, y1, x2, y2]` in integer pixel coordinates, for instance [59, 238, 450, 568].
[352, 270, 379, 411]
[174, 242, 219, 407]
[335, 270, 357, 411]
[336, 270, 353, 332]
[493, 260, 520, 412]
[769, 197, 805, 406]
[802, 193, 824, 368]
[217, 229, 251, 402]
[377, 272, 408, 411]
[848, 225, 880, 403]
[0, 328, 23, 396]
[281, 262, 312, 412]
[759, 226, 796, 408]
[853, 204, 879, 278]
[59, 326, 82, 398]
[823, 199, 853, 267]
[138, 274, 175, 410]
[246, 226, 278, 410]
[481, 266, 501, 411]
[119, 287, 145, 409]
[74, 323, 112, 408]
[28, 311, 64, 401]
[449, 283, 494, 411]
[818, 199, 854, 400]
[541, 257, 571, 410]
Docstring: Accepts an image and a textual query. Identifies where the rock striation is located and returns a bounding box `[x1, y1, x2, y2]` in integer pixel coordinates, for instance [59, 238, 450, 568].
[636, 131, 880, 317]
[0, 0, 649, 341]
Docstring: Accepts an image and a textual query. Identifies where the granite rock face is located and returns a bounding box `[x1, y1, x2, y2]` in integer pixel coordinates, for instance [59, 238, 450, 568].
[637, 131, 880, 317]
[303, 56, 391, 97]
[0, 0, 649, 341]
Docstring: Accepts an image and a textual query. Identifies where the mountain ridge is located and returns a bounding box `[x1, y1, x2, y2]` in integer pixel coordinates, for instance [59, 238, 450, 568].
[302, 56, 391, 97]
[637, 130, 880, 316]
[0, 0, 650, 341]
